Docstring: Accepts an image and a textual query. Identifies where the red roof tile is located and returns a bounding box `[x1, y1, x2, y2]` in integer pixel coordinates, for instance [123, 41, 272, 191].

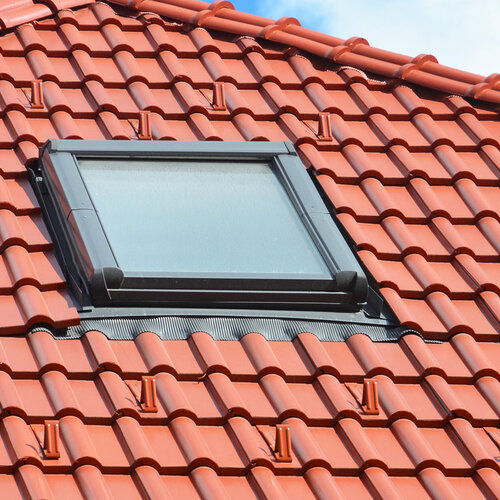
[0, 330, 497, 498]
[1, 1, 500, 106]
[0, 0, 497, 498]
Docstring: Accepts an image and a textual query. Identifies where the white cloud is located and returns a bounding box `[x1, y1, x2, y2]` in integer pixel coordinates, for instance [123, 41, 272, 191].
[255, 0, 499, 76]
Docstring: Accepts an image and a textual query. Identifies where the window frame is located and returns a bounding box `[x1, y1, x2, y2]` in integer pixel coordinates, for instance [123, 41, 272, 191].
[34, 140, 368, 311]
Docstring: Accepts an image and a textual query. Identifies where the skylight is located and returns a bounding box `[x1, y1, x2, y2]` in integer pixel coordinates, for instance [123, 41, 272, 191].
[33, 140, 368, 312]
[78, 158, 329, 275]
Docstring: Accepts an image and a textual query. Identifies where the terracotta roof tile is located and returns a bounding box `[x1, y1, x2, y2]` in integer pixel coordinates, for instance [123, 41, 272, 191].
[0, 330, 496, 497]
[0, 0, 499, 104]
[0, 3, 496, 339]
[0, 1, 496, 498]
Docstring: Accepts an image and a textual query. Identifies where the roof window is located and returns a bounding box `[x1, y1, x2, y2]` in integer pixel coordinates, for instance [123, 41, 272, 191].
[31, 140, 368, 312]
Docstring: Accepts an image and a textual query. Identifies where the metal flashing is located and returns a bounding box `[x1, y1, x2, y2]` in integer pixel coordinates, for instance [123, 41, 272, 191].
[32, 315, 419, 342]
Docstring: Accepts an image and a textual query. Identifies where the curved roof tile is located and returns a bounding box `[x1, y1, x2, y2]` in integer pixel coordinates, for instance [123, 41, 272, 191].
[0, 2, 496, 499]
[1, 0, 499, 105]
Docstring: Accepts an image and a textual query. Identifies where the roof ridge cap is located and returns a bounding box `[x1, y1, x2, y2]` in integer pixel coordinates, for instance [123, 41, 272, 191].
[0, 0, 498, 106]
[115, 0, 499, 105]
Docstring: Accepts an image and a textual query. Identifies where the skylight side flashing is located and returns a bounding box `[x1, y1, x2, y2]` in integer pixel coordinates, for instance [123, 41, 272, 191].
[33, 140, 368, 312]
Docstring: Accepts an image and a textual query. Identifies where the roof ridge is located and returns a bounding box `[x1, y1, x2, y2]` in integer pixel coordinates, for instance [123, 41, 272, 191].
[115, 0, 500, 105]
[0, 0, 499, 106]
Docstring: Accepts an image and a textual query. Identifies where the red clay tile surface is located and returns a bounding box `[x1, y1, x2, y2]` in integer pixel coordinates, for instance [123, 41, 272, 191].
[0, 0, 497, 498]
[0, 329, 496, 499]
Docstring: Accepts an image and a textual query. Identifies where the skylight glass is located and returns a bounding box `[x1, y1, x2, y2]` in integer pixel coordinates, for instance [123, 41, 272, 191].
[78, 158, 330, 276]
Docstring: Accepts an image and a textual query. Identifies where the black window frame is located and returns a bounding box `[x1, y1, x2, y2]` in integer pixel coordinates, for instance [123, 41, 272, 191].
[32, 140, 368, 312]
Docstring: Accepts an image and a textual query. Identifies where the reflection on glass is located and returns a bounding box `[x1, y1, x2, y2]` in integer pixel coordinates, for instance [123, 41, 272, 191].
[78, 159, 329, 275]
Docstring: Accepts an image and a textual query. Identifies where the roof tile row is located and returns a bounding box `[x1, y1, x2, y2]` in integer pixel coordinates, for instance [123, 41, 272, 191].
[1, 111, 496, 152]
[1, 414, 499, 472]
[320, 176, 499, 222]
[0, 330, 497, 498]
[1, 329, 498, 383]
[1, 367, 499, 425]
[5, 463, 499, 500]
[0, 85, 497, 133]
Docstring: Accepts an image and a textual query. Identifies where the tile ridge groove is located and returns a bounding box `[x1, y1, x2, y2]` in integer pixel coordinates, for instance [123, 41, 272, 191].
[1, 461, 493, 477]
[0, 365, 492, 384]
[2, 411, 497, 429]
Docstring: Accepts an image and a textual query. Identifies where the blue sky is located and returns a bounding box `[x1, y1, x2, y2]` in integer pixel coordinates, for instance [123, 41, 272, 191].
[231, 0, 498, 76]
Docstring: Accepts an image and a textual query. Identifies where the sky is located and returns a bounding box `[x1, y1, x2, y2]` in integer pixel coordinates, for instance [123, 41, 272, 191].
[231, 0, 499, 77]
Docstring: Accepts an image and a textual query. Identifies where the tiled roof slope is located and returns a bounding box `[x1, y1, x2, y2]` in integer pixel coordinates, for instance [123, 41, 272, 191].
[0, 329, 498, 499]
[0, 1, 497, 339]
[0, 1, 496, 499]
[1, 0, 500, 105]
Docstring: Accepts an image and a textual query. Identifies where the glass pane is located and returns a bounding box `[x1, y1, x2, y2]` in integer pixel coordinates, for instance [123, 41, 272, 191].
[78, 158, 330, 275]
